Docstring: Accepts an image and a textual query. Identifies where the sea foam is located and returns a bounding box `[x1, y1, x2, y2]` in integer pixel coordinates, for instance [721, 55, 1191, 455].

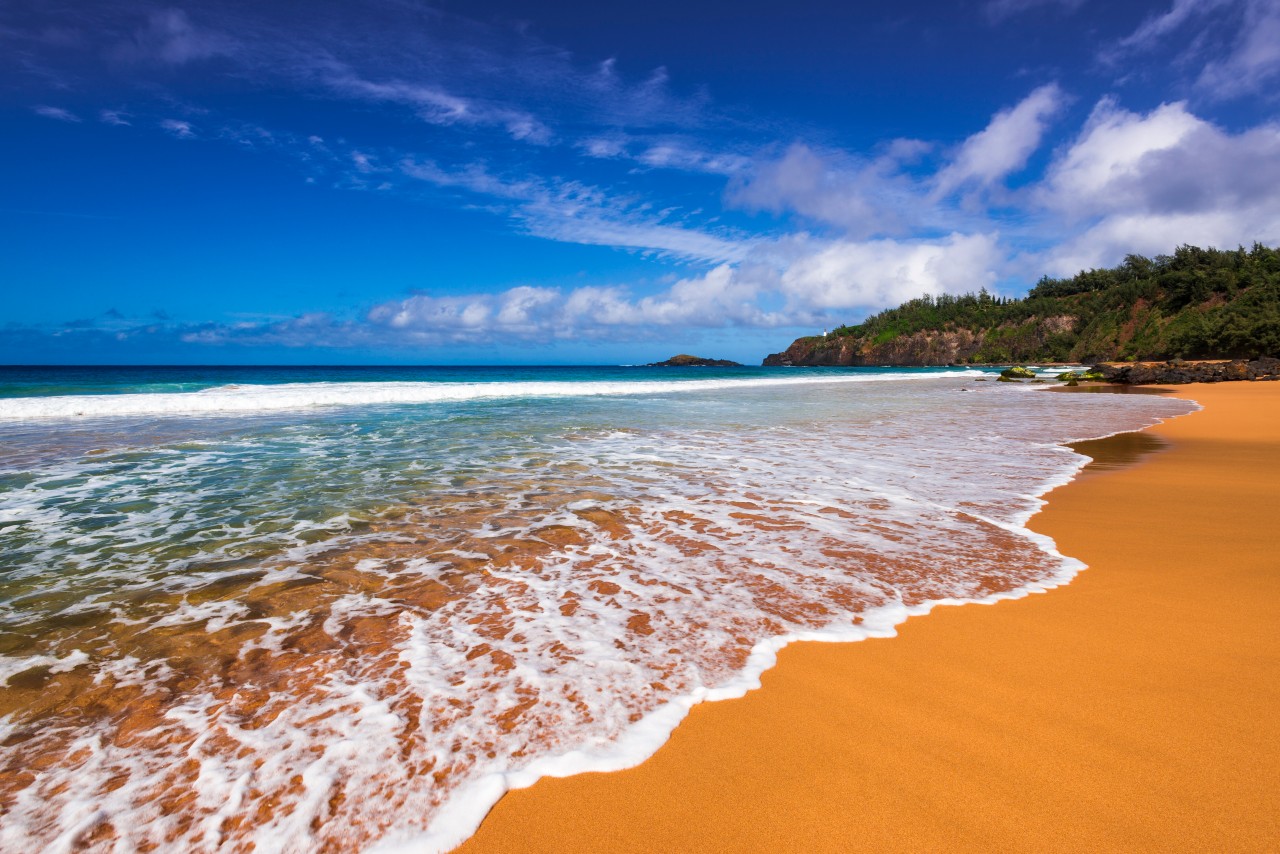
[0, 371, 983, 419]
[0, 377, 1195, 852]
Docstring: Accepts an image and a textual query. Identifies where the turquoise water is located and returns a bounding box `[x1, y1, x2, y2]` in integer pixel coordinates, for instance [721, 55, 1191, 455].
[0, 364, 939, 398]
[0, 365, 1195, 851]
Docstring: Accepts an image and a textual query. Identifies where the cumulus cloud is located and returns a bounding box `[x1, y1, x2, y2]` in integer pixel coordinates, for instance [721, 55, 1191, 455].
[778, 234, 1004, 311]
[362, 265, 789, 345]
[727, 143, 918, 238]
[161, 230, 1005, 350]
[933, 84, 1064, 197]
[1036, 98, 1280, 272]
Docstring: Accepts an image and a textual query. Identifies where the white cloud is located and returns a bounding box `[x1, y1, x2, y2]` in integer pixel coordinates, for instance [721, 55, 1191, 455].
[160, 118, 195, 138]
[1037, 99, 1201, 218]
[1035, 98, 1280, 272]
[579, 133, 751, 175]
[984, 0, 1087, 24]
[728, 143, 913, 237]
[117, 9, 237, 65]
[1107, 0, 1280, 100]
[1196, 0, 1280, 98]
[778, 234, 1004, 311]
[933, 84, 1064, 197]
[401, 159, 750, 264]
[1041, 210, 1277, 276]
[1115, 0, 1225, 51]
[726, 87, 1064, 236]
[326, 73, 553, 144]
[99, 109, 131, 126]
[33, 105, 80, 122]
[362, 265, 788, 345]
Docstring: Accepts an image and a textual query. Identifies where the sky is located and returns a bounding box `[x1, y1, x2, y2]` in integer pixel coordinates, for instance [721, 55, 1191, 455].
[2, 0, 1279, 365]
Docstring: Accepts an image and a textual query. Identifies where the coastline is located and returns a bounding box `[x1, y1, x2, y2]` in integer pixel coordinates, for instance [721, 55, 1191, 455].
[458, 383, 1280, 853]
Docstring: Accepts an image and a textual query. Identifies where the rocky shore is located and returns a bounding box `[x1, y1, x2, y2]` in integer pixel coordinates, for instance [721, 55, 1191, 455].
[1093, 357, 1280, 384]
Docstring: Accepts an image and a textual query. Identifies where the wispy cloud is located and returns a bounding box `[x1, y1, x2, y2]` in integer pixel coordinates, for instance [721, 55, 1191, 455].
[33, 104, 80, 122]
[984, 0, 1088, 24]
[160, 118, 195, 139]
[1104, 0, 1280, 100]
[112, 8, 238, 65]
[400, 159, 751, 263]
[578, 133, 752, 175]
[932, 84, 1065, 198]
[6, 1, 1280, 358]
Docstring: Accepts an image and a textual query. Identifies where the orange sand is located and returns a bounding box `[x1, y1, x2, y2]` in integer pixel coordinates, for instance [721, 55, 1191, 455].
[459, 383, 1280, 853]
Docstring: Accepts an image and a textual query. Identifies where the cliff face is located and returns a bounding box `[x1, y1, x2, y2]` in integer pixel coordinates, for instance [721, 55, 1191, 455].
[762, 245, 1280, 367]
[764, 329, 987, 366]
[764, 319, 1075, 366]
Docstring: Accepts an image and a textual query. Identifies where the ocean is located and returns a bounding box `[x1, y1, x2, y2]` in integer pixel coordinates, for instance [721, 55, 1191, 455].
[0, 365, 1195, 851]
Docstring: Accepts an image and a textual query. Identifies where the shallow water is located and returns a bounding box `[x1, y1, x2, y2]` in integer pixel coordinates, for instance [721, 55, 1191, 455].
[0, 366, 1195, 851]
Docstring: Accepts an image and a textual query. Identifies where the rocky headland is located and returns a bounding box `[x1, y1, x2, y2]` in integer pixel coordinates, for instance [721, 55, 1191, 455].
[763, 244, 1280, 369]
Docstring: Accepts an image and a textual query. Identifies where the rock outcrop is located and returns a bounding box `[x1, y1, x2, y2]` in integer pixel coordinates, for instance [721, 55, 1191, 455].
[763, 329, 988, 367]
[1093, 357, 1280, 384]
[646, 354, 743, 367]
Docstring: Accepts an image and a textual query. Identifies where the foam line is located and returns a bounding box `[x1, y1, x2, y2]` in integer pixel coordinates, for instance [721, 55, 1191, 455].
[0, 372, 984, 420]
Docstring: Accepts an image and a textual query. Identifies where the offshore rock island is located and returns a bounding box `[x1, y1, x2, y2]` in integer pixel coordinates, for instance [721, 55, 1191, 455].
[646, 354, 743, 367]
[764, 244, 1280, 367]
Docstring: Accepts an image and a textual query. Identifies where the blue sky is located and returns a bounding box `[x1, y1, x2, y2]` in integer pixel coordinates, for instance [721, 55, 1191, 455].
[3, 0, 1279, 364]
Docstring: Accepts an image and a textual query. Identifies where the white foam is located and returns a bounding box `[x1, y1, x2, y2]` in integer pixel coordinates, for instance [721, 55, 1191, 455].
[0, 379, 1197, 853]
[0, 372, 984, 420]
[0, 649, 89, 686]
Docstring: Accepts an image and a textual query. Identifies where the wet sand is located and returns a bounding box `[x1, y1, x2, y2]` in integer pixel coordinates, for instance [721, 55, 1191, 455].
[459, 383, 1280, 853]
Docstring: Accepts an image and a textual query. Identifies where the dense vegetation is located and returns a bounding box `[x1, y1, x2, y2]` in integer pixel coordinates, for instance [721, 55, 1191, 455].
[816, 244, 1280, 363]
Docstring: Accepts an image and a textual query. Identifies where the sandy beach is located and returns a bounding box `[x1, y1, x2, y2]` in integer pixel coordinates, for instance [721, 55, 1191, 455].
[460, 383, 1280, 853]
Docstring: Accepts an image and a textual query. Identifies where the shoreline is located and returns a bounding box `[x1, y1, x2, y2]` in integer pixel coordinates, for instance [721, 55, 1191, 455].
[458, 383, 1279, 853]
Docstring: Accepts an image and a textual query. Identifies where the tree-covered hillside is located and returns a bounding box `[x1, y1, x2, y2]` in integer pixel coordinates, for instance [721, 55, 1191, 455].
[766, 244, 1280, 366]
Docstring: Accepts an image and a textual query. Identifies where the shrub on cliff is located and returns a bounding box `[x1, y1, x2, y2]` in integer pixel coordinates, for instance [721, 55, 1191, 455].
[766, 243, 1280, 366]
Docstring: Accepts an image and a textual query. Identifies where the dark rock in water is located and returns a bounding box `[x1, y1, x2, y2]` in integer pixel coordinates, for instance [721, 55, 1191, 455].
[1000, 366, 1036, 379]
[1093, 357, 1280, 384]
[646, 354, 743, 367]
[997, 375, 1019, 383]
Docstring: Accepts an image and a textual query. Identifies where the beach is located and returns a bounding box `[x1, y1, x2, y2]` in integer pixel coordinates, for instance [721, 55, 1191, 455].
[460, 382, 1280, 853]
[0, 369, 1233, 848]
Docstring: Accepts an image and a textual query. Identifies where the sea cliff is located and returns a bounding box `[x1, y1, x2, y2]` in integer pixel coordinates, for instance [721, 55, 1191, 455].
[764, 244, 1280, 367]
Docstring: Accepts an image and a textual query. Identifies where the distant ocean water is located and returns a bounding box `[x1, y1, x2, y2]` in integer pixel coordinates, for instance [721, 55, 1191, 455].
[0, 365, 1195, 851]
